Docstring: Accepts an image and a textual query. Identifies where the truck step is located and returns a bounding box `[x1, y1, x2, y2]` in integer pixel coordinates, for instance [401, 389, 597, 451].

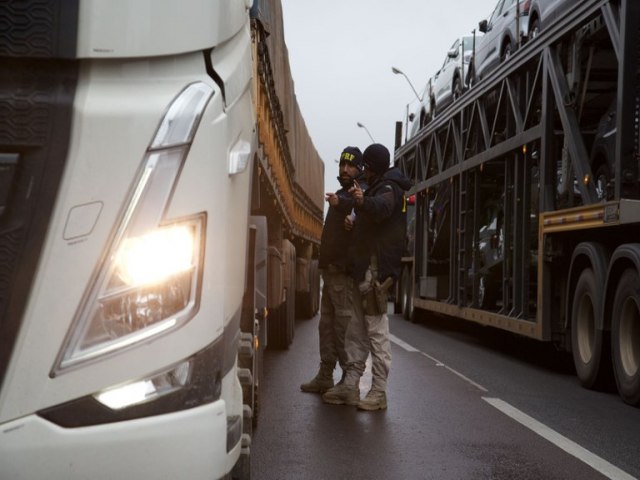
[238, 332, 254, 359]
[237, 368, 253, 386]
[243, 404, 253, 421]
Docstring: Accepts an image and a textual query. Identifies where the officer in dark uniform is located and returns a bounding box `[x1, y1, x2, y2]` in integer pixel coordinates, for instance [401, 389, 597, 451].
[300, 146, 365, 394]
[322, 143, 412, 410]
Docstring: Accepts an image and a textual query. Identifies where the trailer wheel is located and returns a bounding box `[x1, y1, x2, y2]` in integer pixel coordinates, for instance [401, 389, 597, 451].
[611, 269, 640, 406]
[284, 242, 297, 344]
[298, 259, 320, 319]
[571, 268, 610, 389]
[400, 266, 415, 322]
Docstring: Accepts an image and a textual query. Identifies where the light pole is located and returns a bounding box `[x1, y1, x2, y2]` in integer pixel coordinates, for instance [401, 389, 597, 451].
[391, 66, 422, 103]
[392, 66, 423, 143]
[356, 122, 375, 143]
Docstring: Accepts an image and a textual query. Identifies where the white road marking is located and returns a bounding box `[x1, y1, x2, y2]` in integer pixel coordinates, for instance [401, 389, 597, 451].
[389, 333, 418, 352]
[389, 334, 488, 392]
[483, 397, 638, 480]
[390, 332, 636, 478]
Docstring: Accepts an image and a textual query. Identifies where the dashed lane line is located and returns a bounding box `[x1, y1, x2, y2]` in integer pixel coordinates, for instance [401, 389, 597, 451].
[483, 397, 638, 480]
[389, 334, 487, 392]
[389, 333, 637, 480]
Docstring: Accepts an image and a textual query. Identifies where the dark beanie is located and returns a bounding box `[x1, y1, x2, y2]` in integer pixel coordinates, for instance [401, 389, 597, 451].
[339, 146, 363, 170]
[362, 143, 390, 174]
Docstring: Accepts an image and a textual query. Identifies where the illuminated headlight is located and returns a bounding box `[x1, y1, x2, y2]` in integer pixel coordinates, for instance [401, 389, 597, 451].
[53, 83, 213, 373]
[94, 360, 192, 410]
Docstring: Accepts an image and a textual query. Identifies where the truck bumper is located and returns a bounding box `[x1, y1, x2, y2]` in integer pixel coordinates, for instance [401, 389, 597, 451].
[0, 400, 240, 480]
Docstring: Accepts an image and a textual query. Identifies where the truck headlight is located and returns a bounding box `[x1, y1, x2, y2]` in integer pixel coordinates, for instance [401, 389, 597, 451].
[53, 82, 213, 374]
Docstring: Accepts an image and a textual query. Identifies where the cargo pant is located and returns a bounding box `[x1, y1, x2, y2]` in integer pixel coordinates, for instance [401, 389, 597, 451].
[344, 260, 392, 392]
[318, 269, 355, 371]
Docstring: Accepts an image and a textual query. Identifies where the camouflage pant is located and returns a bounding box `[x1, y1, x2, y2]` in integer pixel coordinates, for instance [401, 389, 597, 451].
[317, 270, 355, 370]
[344, 265, 392, 392]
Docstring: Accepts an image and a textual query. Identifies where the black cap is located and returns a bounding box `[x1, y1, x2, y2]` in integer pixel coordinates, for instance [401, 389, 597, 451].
[339, 146, 363, 170]
[362, 143, 390, 174]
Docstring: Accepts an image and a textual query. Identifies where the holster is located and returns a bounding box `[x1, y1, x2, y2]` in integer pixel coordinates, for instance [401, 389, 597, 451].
[362, 277, 393, 315]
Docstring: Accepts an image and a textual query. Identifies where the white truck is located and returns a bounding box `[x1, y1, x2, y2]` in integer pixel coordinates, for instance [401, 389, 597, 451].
[0, 0, 324, 478]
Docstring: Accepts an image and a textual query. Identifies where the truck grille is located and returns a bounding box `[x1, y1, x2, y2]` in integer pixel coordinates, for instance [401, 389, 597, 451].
[0, 0, 79, 389]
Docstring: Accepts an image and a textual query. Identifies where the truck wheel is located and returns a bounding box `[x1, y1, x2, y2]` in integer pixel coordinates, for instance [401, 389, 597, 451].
[286, 245, 297, 342]
[401, 266, 415, 322]
[571, 268, 610, 389]
[611, 269, 640, 406]
[268, 241, 296, 349]
[297, 259, 319, 319]
[310, 259, 320, 316]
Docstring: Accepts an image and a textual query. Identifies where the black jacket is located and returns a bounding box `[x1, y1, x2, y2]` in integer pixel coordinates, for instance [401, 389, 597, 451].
[350, 167, 413, 283]
[318, 176, 366, 270]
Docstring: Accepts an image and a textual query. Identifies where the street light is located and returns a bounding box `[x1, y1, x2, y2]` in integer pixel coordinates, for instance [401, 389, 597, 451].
[356, 122, 375, 143]
[391, 66, 422, 103]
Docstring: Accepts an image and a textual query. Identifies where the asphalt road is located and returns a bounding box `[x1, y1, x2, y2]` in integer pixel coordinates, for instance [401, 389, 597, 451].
[251, 307, 640, 480]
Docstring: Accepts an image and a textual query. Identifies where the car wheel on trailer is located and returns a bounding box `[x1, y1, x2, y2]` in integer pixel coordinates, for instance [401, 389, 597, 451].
[501, 41, 512, 62]
[453, 77, 462, 101]
[529, 18, 540, 40]
[611, 269, 640, 406]
[594, 163, 611, 201]
[571, 268, 610, 389]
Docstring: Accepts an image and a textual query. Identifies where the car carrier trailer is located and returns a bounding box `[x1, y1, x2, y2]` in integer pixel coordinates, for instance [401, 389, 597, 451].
[394, 0, 640, 406]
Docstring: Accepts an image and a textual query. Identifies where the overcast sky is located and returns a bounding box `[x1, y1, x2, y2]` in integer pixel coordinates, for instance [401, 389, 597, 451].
[280, 0, 496, 193]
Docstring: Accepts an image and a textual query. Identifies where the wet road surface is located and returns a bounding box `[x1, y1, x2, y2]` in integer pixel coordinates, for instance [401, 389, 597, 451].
[251, 309, 640, 479]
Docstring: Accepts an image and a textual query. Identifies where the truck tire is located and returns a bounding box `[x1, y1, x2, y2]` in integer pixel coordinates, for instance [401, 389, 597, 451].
[571, 268, 610, 389]
[611, 269, 640, 406]
[401, 266, 415, 322]
[268, 241, 296, 349]
[285, 242, 296, 343]
[297, 258, 319, 319]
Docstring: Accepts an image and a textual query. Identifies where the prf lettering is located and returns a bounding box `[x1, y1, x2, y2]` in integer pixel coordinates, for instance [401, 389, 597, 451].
[341, 152, 355, 162]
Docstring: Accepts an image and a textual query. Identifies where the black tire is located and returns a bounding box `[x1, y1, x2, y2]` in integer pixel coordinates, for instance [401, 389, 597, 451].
[400, 266, 415, 322]
[594, 163, 611, 201]
[501, 41, 512, 63]
[529, 18, 540, 41]
[453, 76, 462, 102]
[467, 62, 476, 88]
[571, 268, 611, 389]
[611, 269, 640, 406]
[286, 244, 296, 344]
[267, 242, 296, 349]
[267, 305, 289, 349]
[478, 275, 497, 310]
[393, 280, 403, 314]
[310, 259, 320, 316]
[297, 259, 320, 319]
